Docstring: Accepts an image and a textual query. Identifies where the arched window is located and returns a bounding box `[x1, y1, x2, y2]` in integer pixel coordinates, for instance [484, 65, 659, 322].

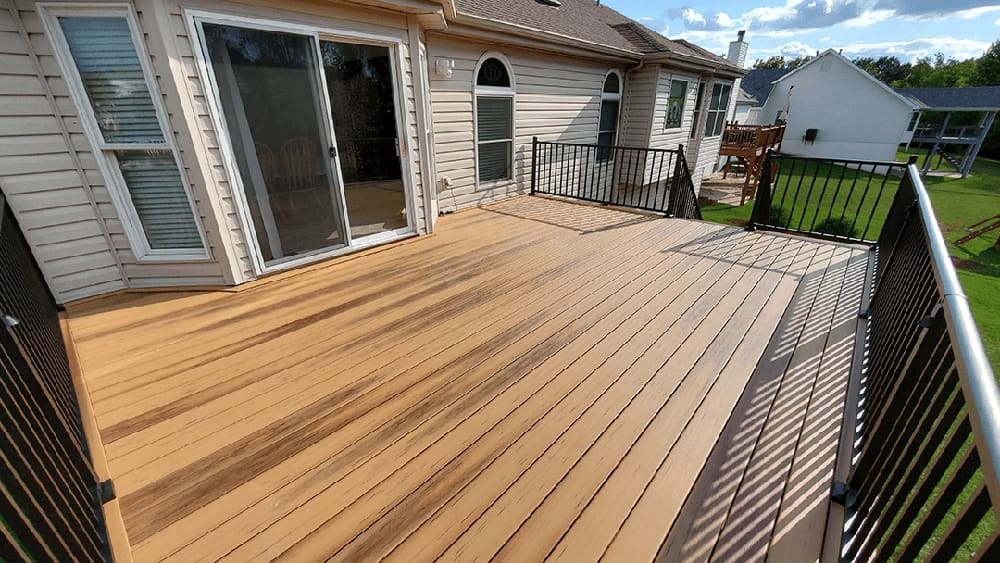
[474, 55, 514, 184]
[597, 71, 622, 161]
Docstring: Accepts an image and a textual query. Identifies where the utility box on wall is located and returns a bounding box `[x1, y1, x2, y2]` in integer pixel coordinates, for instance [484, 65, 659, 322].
[804, 128, 818, 142]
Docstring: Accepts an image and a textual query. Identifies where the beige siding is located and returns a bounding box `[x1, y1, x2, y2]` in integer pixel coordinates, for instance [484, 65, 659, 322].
[619, 64, 657, 148]
[0, 2, 126, 303]
[428, 36, 624, 212]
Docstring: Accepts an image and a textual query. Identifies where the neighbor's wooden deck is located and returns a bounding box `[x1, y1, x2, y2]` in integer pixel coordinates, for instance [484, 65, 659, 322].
[65, 196, 867, 562]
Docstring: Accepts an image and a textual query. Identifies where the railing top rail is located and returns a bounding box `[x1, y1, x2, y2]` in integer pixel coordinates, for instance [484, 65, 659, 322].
[534, 139, 682, 154]
[771, 153, 911, 168]
[906, 163, 1000, 514]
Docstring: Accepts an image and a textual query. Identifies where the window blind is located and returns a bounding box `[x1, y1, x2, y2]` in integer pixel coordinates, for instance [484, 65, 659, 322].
[477, 97, 512, 142]
[59, 17, 163, 144]
[477, 96, 512, 182]
[58, 16, 203, 253]
[115, 150, 202, 249]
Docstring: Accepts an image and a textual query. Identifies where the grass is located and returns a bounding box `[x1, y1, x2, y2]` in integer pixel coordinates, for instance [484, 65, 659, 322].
[702, 154, 1000, 374]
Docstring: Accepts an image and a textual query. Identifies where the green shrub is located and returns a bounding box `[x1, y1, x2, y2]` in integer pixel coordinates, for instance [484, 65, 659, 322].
[768, 204, 790, 226]
[814, 217, 859, 238]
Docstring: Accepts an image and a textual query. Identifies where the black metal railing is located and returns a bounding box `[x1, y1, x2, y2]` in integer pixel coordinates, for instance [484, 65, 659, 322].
[749, 152, 917, 244]
[838, 163, 1000, 560]
[530, 137, 701, 219]
[0, 194, 109, 561]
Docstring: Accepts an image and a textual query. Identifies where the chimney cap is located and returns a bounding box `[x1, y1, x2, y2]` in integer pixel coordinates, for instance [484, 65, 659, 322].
[737, 30, 745, 42]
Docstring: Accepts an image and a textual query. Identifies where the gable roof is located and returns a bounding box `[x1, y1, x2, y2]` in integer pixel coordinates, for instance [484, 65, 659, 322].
[773, 49, 917, 110]
[740, 67, 793, 107]
[894, 87, 1000, 111]
[451, 0, 741, 72]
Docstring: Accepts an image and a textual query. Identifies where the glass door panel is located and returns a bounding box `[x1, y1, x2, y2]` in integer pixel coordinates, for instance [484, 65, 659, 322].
[320, 40, 408, 239]
[202, 24, 347, 265]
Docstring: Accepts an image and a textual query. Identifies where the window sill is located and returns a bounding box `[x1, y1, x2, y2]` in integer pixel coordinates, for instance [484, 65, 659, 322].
[476, 178, 517, 192]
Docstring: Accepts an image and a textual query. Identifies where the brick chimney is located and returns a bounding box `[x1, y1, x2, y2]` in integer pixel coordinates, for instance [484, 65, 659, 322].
[727, 30, 748, 68]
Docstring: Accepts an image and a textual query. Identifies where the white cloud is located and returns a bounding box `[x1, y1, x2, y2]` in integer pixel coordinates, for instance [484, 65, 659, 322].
[996, 17, 1000, 25]
[837, 37, 992, 61]
[956, 6, 1000, 18]
[778, 40, 817, 57]
[844, 9, 895, 27]
[681, 8, 706, 27]
[715, 12, 734, 28]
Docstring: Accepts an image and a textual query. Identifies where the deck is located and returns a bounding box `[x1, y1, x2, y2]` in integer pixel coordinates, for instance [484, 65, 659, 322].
[64, 196, 867, 562]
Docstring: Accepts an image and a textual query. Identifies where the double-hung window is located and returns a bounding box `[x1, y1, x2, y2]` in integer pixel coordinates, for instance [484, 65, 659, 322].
[703, 82, 733, 138]
[475, 56, 514, 184]
[597, 72, 621, 161]
[690, 82, 706, 139]
[42, 5, 206, 259]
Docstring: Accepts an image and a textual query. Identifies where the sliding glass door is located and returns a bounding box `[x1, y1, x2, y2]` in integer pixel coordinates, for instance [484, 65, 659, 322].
[320, 40, 408, 240]
[202, 23, 347, 266]
[199, 18, 413, 270]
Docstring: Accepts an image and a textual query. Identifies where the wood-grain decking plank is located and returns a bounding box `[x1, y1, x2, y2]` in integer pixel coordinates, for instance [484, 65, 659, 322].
[144, 217, 708, 561]
[218, 221, 749, 561]
[106, 212, 683, 492]
[538, 238, 818, 563]
[766, 248, 867, 561]
[601, 242, 837, 563]
[341, 230, 783, 563]
[60, 197, 867, 563]
[487, 238, 807, 563]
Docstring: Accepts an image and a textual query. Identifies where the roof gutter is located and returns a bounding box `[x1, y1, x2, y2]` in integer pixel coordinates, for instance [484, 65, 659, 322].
[644, 51, 744, 78]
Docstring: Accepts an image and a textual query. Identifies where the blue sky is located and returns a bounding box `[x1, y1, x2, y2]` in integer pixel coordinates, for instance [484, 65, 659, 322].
[604, 0, 1000, 66]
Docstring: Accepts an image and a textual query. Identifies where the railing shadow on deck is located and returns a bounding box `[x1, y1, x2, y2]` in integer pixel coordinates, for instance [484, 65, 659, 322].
[834, 162, 1000, 561]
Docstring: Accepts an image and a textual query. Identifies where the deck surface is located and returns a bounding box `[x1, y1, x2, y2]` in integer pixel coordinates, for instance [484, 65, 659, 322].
[65, 196, 866, 562]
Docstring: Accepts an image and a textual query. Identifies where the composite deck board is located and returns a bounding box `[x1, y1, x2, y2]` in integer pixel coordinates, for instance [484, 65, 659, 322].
[63, 196, 868, 562]
[659, 245, 868, 563]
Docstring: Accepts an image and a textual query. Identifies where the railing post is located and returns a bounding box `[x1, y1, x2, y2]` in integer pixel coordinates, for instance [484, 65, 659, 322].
[748, 150, 773, 230]
[668, 143, 684, 217]
[530, 136, 538, 195]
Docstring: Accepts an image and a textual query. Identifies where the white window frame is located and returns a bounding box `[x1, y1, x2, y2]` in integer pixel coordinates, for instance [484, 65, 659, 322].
[704, 81, 733, 138]
[473, 52, 516, 188]
[39, 2, 209, 261]
[185, 9, 419, 275]
[596, 70, 622, 162]
[664, 78, 688, 130]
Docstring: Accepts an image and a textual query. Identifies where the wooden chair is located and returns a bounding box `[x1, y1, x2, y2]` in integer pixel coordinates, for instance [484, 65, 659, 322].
[279, 138, 324, 215]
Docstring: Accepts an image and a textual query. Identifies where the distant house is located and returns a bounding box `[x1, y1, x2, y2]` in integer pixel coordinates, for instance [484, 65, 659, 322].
[734, 67, 792, 125]
[756, 49, 918, 161]
[0, 0, 744, 303]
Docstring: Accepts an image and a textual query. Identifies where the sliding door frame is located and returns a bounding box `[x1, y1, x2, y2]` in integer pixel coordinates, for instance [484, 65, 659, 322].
[186, 9, 417, 275]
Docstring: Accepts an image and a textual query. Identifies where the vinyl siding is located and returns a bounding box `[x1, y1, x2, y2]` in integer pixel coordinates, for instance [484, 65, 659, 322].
[428, 36, 625, 211]
[0, 2, 126, 303]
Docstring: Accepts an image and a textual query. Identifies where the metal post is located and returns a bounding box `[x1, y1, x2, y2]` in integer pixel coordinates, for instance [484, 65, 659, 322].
[668, 144, 685, 216]
[748, 150, 773, 230]
[963, 111, 995, 178]
[530, 136, 538, 194]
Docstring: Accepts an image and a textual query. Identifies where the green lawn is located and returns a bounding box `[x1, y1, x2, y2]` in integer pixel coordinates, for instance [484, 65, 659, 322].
[702, 154, 1000, 374]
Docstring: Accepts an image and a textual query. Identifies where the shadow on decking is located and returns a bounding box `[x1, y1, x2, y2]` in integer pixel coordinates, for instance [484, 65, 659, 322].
[482, 196, 659, 233]
[660, 246, 868, 562]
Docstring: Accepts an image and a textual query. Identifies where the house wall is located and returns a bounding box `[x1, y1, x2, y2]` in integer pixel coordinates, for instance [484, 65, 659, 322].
[426, 35, 626, 212]
[759, 53, 914, 162]
[1, 0, 432, 302]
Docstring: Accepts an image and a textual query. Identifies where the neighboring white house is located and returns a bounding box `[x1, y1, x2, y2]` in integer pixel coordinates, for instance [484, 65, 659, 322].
[758, 49, 917, 161]
[0, 0, 742, 304]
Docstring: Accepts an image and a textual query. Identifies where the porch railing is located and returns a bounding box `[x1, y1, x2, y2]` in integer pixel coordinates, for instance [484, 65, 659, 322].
[749, 152, 917, 245]
[0, 194, 109, 560]
[838, 162, 1000, 560]
[529, 137, 701, 219]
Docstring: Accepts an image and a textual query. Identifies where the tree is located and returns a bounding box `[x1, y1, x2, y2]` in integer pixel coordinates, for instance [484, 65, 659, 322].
[852, 55, 911, 84]
[975, 40, 1000, 86]
[753, 56, 787, 69]
[752, 55, 813, 69]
